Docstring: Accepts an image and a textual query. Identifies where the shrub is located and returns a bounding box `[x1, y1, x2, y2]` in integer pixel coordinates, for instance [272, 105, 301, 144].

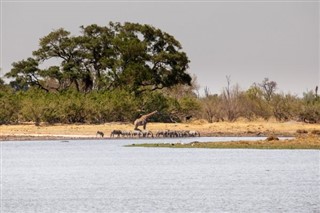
[0, 90, 20, 124]
[272, 93, 301, 121]
[311, 130, 320, 135]
[296, 129, 308, 134]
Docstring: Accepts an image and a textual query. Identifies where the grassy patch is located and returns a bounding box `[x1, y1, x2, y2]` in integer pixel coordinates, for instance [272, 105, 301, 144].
[126, 135, 320, 150]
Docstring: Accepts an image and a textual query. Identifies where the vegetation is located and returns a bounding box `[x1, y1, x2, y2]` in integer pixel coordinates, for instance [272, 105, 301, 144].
[126, 135, 320, 150]
[1, 75, 319, 125]
[199, 77, 320, 124]
[0, 87, 199, 124]
[5, 22, 191, 94]
[1, 22, 319, 125]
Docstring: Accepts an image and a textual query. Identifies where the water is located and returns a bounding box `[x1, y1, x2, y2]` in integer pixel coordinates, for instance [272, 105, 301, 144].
[1, 137, 319, 213]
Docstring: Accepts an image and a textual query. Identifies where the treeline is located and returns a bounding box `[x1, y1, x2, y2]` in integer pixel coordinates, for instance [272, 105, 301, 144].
[1, 22, 319, 125]
[5, 22, 191, 95]
[200, 78, 320, 123]
[0, 77, 319, 125]
[0, 83, 199, 125]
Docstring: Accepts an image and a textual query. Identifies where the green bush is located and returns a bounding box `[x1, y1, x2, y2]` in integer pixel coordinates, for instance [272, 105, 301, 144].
[0, 90, 20, 124]
[299, 91, 320, 123]
[0, 83, 318, 125]
[299, 104, 320, 123]
[271, 93, 301, 121]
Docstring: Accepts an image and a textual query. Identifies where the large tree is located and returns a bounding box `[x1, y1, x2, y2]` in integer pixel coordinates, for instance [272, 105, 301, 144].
[6, 22, 192, 94]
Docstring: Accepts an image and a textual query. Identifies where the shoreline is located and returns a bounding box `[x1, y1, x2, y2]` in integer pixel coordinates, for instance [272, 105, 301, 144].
[0, 132, 293, 142]
[0, 121, 319, 142]
[0, 134, 97, 141]
[126, 135, 320, 150]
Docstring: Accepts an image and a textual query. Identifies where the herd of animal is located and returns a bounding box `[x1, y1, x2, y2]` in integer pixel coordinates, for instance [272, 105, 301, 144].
[96, 129, 200, 138]
[96, 110, 200, 138]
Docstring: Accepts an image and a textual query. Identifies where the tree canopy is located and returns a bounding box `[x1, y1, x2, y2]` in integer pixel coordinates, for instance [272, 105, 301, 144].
[6, 22, 192, 94]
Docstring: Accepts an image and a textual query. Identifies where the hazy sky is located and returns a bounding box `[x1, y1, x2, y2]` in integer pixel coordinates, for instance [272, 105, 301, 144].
[1, 1, 319, 96]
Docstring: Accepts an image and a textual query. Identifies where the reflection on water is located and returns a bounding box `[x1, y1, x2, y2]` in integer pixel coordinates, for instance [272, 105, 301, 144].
[2, 138, 319, 213]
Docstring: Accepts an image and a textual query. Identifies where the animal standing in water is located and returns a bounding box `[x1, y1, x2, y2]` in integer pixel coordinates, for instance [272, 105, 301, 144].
[134, 110, 158, 131]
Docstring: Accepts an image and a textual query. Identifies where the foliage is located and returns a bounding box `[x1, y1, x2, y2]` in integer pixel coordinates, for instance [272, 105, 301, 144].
[240, 86, 272, 120]
[19, 89, 51, 125]
[299, 90, 320, 123]
[178, 97, 201, 119]
[0, 79, 319, 125]
[5, 22, 191, 94]
[0, 87, 201, 125]
[1, 19, 319, 125]
[0, 89, 20, 124]
[200, 93, 224, 123]
[258, 78, 277, 102]
[198, 78, 319, 124]
[221, 77, 242, 121]
[5, 58, 46, 91]
[271, 93, 301, 121]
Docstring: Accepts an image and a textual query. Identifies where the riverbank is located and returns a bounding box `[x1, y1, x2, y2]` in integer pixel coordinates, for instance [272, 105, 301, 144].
[0, 120, 319, 141]
[127, 134, 320, 149]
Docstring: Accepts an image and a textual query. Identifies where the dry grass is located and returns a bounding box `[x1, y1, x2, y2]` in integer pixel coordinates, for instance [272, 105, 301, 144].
[0, 120, 319, 140]
[128, 135, 320, 150]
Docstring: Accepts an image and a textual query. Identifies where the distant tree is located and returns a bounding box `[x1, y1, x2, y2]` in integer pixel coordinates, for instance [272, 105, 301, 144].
[259, 78, 277, 102]
[6, 22, 192, 94]
[243, 84, 272, 120]
[299, 90, 320, 123]
[222, 76, 242, 121]
[272, 93, 301, 121]
[201, 90, 224, 123]
[104, 22, 192, 94]
[163, 74, 199, 99]
[5, 58, 49, 91]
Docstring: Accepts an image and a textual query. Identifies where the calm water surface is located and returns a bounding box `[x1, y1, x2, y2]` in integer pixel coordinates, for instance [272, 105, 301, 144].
[1, 137, 319, 213]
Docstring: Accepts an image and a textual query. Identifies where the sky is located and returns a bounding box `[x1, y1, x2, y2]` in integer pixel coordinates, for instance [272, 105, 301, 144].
[1, 0, 319, 96]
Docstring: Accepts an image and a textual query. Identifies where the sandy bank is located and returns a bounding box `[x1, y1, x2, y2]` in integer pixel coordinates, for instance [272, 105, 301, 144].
[0, 120, 319, 141]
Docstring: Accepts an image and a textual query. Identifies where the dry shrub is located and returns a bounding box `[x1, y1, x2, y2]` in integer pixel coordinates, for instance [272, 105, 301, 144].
[296, 129, 308, 134]
[311, 129, 320, 135]
[190, 119, 208, 125]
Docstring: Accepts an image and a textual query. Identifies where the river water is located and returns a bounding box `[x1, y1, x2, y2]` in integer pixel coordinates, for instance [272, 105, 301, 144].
[1, 137, 319, 213]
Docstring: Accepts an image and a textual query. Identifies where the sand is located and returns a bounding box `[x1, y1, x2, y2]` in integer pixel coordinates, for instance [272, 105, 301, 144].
[0, 120, 319, 141]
